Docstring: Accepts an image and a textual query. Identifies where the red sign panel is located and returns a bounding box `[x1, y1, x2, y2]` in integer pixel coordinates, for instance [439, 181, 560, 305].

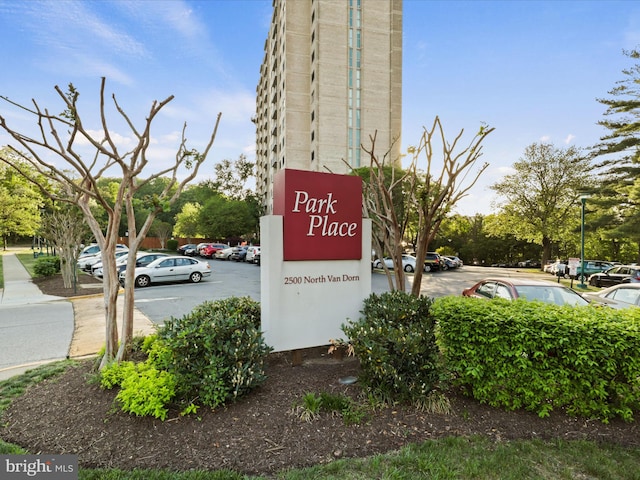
[273, 169, 363, 261]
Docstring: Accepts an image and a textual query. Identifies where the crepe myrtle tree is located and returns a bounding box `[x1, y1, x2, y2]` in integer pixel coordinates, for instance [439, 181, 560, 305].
[0, 78, 221, 368]
[359, 117, 494, 296]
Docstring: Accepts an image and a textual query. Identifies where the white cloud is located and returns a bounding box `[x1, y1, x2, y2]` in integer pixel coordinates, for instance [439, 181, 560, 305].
[564, 134, 576, 144]
[27, 1, 147, 58]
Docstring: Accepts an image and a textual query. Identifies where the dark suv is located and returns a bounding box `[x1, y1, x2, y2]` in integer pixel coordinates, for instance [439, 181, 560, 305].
[424, 252, 442, 272]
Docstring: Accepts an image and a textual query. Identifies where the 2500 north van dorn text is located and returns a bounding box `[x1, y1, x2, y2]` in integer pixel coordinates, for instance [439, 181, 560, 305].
[284, 274, 360, 285]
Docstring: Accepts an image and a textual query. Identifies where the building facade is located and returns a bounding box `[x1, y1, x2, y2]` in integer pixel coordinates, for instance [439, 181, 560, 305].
[255, 0, 403, 213]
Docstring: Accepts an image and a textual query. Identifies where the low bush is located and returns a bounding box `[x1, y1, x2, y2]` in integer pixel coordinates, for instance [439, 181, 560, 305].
[342, 291, 443, 405]
[99, 297, 271, 418]
[432, 296, 640, 422]
[100, 361, 176, 420]
[166, 239, 178, 251]
[33, 256, 60, 276]
[157, 296, 272, 409]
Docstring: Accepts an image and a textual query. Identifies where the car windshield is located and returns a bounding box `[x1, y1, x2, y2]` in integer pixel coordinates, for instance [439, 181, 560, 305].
[514, 285, 589, 306]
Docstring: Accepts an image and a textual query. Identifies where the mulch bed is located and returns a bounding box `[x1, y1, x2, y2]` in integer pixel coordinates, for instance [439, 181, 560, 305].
[32, 273, 104, 297]
[2, 349, 639, 476]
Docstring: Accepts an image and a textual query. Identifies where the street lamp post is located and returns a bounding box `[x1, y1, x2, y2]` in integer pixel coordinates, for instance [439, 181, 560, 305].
[578, 195, 589, 289]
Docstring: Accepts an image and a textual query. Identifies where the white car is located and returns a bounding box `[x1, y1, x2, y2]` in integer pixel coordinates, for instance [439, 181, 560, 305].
[215, 246, 235, 260]
[583, 283, 640, 309]
[119, 255, 211, 288]
[373, 255, 419, 273]
[246, 246, 261, 263]
[79, 243, 128, 258]
[92, 252, 169, 278]
[78, 250, 129, 272]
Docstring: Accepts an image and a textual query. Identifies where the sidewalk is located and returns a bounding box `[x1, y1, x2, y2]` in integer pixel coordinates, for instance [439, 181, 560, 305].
[0, 252, 156, 380]
[0, 252, 65, 305]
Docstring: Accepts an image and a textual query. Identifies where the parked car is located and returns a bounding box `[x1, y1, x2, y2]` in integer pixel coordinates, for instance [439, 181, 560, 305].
[119, 256, 211, 288]
[230, 246, 248, 262]
[195, 243, 210, 256]
[177, 243, 197, 255]
[575, 260, 614, 279]
[588, 265, 640, 287]
[462, 277, 590, 307]
[183, 245, 198, 256]
[548, 260, 568, 277]
[93, 252, 170, 278]
[78, 249, 129, 272]
[246, 246, 261, 263]
[517, 259, 538, 268]
[79, 243, 127, 259]
[423, 252, 442, 272]
[445, 256, 463, 268]
[200, 243, 230, 258]
[583, 283, 640, 309]
[254, 251, 261, 266]
[373, 255, 419, 273]
[442, 256, 458, 270]
[215, 246, 235, 260]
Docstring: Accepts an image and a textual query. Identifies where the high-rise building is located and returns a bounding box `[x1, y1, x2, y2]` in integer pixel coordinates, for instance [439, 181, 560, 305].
[255, 0, 403, 213]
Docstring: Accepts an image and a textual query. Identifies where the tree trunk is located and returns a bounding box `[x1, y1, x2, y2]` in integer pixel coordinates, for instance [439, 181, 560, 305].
[541, 236, 552, 273]
[60, 245, 76, 289]
[99, 241, 120, 369]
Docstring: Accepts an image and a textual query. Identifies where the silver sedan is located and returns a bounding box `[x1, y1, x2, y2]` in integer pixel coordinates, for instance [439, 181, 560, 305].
[119, 255, 211, 288]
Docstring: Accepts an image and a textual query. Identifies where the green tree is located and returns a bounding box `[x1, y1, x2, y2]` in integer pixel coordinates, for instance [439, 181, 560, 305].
[591, 48, 640, 262]
[199, 194, 254, 240]
[0, 149, 43, 248]
[39, 203, 90, 288]
[173, 202, 203, 240]
[489, 143, 593, 268]
[209, 154, 255, 200]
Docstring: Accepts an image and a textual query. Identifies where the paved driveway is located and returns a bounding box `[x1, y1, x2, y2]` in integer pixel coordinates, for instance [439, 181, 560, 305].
[131, 260, 540, 324]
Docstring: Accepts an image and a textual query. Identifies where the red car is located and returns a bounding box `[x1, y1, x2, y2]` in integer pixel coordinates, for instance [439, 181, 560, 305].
[199, 243, 230, 258]
[462, 277, 589, 307]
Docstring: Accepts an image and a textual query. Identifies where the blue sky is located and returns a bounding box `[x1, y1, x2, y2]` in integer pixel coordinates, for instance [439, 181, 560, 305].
[0, 0, 638, 215]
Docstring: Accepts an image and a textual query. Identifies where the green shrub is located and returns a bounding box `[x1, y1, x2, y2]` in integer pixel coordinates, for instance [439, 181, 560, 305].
[99, 360, 176, 420]
[99, 361, 136, 390]
[116, 363, 176, 420]
[157, 296, 272, 409]
[167, 239, 178, 251]
[432, 296, 640, 422]
[33, 256, 60, 276]
[342, 291, 442, 404]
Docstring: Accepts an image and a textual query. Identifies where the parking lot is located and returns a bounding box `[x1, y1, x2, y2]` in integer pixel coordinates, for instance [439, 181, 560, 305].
[130, 259, 537, 325]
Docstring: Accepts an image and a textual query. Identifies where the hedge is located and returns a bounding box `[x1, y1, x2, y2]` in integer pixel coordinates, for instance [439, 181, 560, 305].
[432, 296, 640, 422]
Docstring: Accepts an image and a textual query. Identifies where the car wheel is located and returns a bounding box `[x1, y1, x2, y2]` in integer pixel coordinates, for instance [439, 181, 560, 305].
[442, 264, 449, 271]
[424, 264, 431, 272]
[135, 275, 150, 288]
[190, 272, 203, 283]
[404, 264, 414, 273]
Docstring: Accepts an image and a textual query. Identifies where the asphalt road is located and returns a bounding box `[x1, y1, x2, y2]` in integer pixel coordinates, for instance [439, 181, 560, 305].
[131, 259, 541, 325]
